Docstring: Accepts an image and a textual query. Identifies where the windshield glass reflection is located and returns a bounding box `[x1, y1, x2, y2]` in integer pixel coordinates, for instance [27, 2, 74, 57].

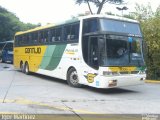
[99, 35, 144, 67]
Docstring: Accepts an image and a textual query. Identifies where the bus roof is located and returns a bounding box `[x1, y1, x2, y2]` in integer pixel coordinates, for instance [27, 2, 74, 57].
[79, 14, 139, 23]
[15, 18, 79, 36]
[15, 14, 138, 36]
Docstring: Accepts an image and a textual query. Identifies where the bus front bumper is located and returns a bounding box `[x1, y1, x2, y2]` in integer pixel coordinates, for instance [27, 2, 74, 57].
[94, 74, 146, 88]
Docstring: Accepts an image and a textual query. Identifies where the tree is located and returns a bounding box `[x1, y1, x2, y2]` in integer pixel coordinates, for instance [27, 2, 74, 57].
[0, 6, 39, 42]
[132, 4, 160, 80]
[75, 0, 123, 14]
[131, 3, 154, 22]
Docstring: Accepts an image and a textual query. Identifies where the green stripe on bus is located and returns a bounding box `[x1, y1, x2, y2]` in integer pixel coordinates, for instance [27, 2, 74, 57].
[40, 45, 56, 69]
[40, 44, 67, 70]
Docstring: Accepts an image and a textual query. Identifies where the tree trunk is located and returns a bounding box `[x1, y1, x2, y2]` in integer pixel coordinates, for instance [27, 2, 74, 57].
[87, 1, 93, 14]
[97, 0, 105, 14]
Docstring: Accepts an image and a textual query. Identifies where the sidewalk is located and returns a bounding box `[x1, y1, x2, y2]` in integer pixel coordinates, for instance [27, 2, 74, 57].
[145, 80, 160, 83]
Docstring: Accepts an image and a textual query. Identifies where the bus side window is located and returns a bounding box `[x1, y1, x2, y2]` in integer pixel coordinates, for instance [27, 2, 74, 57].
[18, 36, 22, 46]
[15, 36, 19, 46]
[30, 33, 34, 44]
[50, 29, 55, 43]
[64, 25, 71, 41]
[33, 32, 38, 44]
[83, 19, 98, 34]
[48, 30, 51, 43]
[41, 31, 45, 43]
[70, 23, 79, 41]
[44, 30, 48, 43]
[22, 35, 26, 45]
[38, 31, 43, 44]
[55, 27, 62, 42]
[29, 34, 32, 45]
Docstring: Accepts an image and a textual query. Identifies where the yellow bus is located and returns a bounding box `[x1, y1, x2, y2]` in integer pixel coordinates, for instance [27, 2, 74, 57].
[14, 15, 146, 88]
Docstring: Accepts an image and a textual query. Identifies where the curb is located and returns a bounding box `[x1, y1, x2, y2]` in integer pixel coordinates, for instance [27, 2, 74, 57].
[145, 80, 160, 84]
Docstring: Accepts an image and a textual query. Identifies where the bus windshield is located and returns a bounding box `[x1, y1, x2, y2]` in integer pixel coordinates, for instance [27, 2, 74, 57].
[99, 35, 145, 67]
[100, 19, 142, 37]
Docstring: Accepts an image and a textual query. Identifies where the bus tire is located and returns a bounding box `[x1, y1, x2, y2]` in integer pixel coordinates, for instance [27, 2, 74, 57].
[24, 62, 30, 75]
[67, 68, 82, 88]
[20, 62, 24, 72]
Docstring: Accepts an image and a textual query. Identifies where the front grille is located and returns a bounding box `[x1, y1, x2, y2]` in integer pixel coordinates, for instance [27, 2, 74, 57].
[131, 71, 139, 74]
[119, 71, 139, 75]
[120, 71, 129, 74]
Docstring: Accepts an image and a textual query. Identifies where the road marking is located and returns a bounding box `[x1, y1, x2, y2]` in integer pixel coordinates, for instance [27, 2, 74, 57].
[0, 98, 98, 114]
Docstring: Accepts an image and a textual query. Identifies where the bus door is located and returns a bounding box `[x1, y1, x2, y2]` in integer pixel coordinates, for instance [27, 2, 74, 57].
[88, 36, 100, 69]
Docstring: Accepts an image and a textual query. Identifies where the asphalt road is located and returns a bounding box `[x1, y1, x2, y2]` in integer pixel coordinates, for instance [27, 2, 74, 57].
[0, 63, 160, 117]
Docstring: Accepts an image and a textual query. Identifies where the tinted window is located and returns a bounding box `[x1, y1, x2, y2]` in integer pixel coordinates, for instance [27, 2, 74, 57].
[50, 28, 55, 42]
[22, 34, 29, 45]
[100, 19, 142, 36]
[32, 32, 38, 44]
[83, 18, 98, 34]
[55, 27, 62, 41]
[64, 25, 71, 41]
[70, 23, 79, 41]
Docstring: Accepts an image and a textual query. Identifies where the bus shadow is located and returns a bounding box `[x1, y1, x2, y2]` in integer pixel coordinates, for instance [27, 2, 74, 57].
[82, 85, 139, 94]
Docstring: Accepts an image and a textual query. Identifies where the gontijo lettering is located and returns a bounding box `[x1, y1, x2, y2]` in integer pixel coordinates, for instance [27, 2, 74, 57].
[25, 47, 41, 54]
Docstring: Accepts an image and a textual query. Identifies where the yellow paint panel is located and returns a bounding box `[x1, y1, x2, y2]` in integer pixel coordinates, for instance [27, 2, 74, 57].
[14, 46, 47, 72]
[109, 67, 137, 72]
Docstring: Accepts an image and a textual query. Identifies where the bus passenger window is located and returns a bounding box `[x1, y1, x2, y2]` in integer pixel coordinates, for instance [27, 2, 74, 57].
[15, 36, 22, 46]
[18, 36, 22, 46]
[15, 37, 18, 46]
[39, 31, 44, 44]
[70, 23, 79, 41]
[33, 32, 38, 44]
[22, 34, 27, 45]
[52, 37, 55, 42]
[29, 34, 32, 44]
[83, 19, 98, 34]
[48, 30, 51, 43]
[50, 29, 55, 43]
[44, 30, 48, 43]
[55, 27, 62, 42]
[64, 25, 71, 41]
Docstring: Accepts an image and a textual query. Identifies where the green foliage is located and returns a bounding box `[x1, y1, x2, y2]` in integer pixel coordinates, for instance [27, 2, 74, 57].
[134, 4, 160, 80]
[0, 6, 39, 42]
[75, 0, 123, 14]
[132, 3, 154, 21]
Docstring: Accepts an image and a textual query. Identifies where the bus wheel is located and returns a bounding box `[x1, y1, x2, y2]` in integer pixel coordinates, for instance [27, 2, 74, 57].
[24, 62, 30, 75]
[67, 68, 82, 88]
[20, 62, 24, 72]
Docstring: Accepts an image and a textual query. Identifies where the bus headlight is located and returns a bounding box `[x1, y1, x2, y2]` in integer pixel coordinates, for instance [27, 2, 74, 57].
[108, 80, 117, 87]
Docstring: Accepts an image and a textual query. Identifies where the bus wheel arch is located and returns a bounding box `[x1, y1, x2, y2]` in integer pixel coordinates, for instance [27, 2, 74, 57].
[24, 61, 30, 75]
[67, 67, 82, 88]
